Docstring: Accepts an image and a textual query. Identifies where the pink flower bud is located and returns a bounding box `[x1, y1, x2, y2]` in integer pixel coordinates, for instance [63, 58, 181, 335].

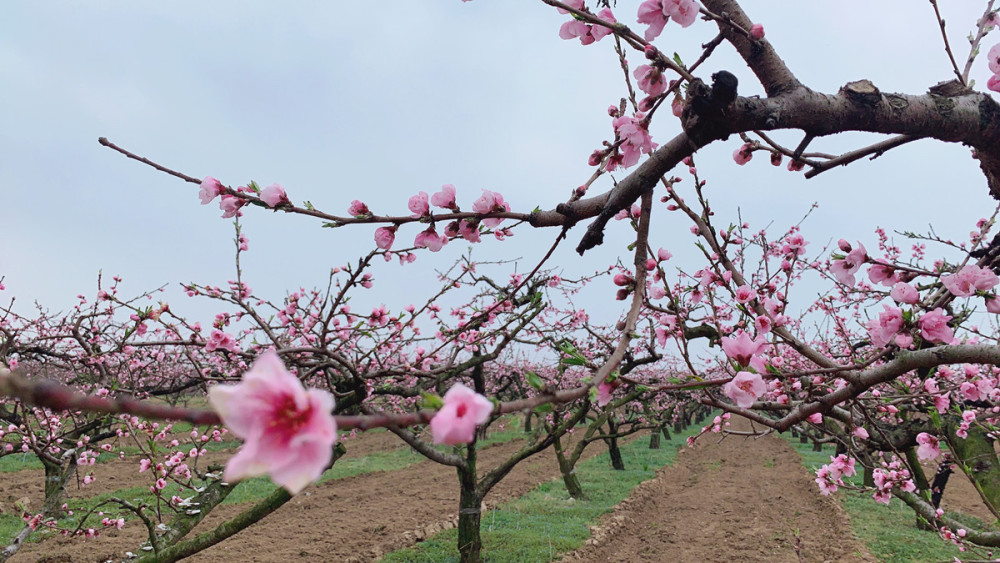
[749, 23, 765, 40]
[733, 144, 753, 165]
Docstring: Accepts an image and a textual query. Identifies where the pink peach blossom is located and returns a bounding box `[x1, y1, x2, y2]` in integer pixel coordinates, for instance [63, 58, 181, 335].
[986, 294, 1000, 314]
[733, 284, 757, 304]
[867, 264, 896, 287]
[989, 42, 1000, 74]
[208, 351, 337, 494]
[919, 308, 954, 343]
[724, 371, 765, 408]
[989, 73, 1000, 93]
[637, 0, 669, 40]
[612, 114, 656, 170]
[960, 381, 984, 402]
[916, 432, 940, 460]
[866, 305, 903, 348]
[941, 264, 999, 297]
[591, 8, 617, 41]
[348, 200, 370, 216]
[634, 65, 668, 97]
[408, 191, 430, 217]
[733, 143, 753, 165]
[721, 329, 765, 369]
[597, 380, 619, 407]
[559, 20, 593, 44]
[219, 195, 245, 219]
[890, 282, 919, 304]
[374, 226, 396, 250]
[430, 184, 457, 210]
[260, 183, 289, 207]
[414, 226, 447, 252]
[664, 0, 699, 28]
[749, 23, 765, 40]
[199, 177, 223, 205]
[205, 329, 240, 353]
[430, 383, 494, 445]
[472, 190, 511, 228]
[830, 242, 867, 286]
[458, 219, 481, 243]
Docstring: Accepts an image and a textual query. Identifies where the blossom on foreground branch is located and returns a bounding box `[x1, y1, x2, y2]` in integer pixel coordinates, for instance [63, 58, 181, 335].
[429, 383, 494, 445]
[207, 351, 337, 494]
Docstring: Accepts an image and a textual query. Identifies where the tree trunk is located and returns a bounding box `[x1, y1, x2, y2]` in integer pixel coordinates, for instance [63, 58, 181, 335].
[649, 428, 661, 449]
[930, 457, 954, 509]
[608, 438, 624, 470]
[661, 425, 671, 440]
[812, 440, 822, 452]
[553, 434, 586, 499]
[41, 456, 73, 516]
[863, 465, 875, 488]
[457, 444, 482, 563]
[563, 469, 586, 499]
[944, 422, 1000, 519]
[523, 409, 532, 433]
[457, 483, 482, 563]
[905, 447, 934, 531]
[605, 421, 625, 471]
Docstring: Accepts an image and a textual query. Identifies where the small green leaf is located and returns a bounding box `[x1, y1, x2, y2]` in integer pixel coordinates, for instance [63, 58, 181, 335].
[672, 52, 684, 67]
[420, 392, 444, 410]
[534, 403, 554, 414]
[525, 371, 544, 391]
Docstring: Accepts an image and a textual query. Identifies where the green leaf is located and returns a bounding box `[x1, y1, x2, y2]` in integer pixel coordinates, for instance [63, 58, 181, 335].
[525, 371, 544, 391]
[420, 392, 444, 410]
[533, 403, 554, 414]
[673, 52, 684, 67]
[247, 180, 261, 194]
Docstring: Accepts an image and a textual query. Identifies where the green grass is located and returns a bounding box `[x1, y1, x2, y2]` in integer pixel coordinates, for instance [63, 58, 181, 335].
[381, 421, 710, 562]
[0, 452, 43, 472]
[784, 435, 978, 562]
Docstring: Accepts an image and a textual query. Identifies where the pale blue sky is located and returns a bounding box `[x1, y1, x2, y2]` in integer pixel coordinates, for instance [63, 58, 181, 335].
[1, 1, 996, 330]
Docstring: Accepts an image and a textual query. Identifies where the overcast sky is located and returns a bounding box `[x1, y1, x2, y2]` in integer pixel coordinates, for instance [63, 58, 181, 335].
[2, 1, 997, 332]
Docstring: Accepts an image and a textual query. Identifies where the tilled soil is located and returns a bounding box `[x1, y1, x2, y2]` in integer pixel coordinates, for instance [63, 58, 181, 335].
[565, 417, 875, 563]
[5, 418, 994, 562]
[8, 430, 618, 562]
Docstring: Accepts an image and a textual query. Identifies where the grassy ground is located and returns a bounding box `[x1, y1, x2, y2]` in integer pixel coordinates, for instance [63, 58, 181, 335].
[783, 433, 996, 562]
[382, 421, 709, 563]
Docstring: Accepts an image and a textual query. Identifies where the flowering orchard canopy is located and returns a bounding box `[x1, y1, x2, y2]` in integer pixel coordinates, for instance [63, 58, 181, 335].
[7, 0, 1000, 561]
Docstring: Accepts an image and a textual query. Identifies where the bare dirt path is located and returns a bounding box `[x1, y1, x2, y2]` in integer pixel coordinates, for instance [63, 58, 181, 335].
[564, 417, 875, 563]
